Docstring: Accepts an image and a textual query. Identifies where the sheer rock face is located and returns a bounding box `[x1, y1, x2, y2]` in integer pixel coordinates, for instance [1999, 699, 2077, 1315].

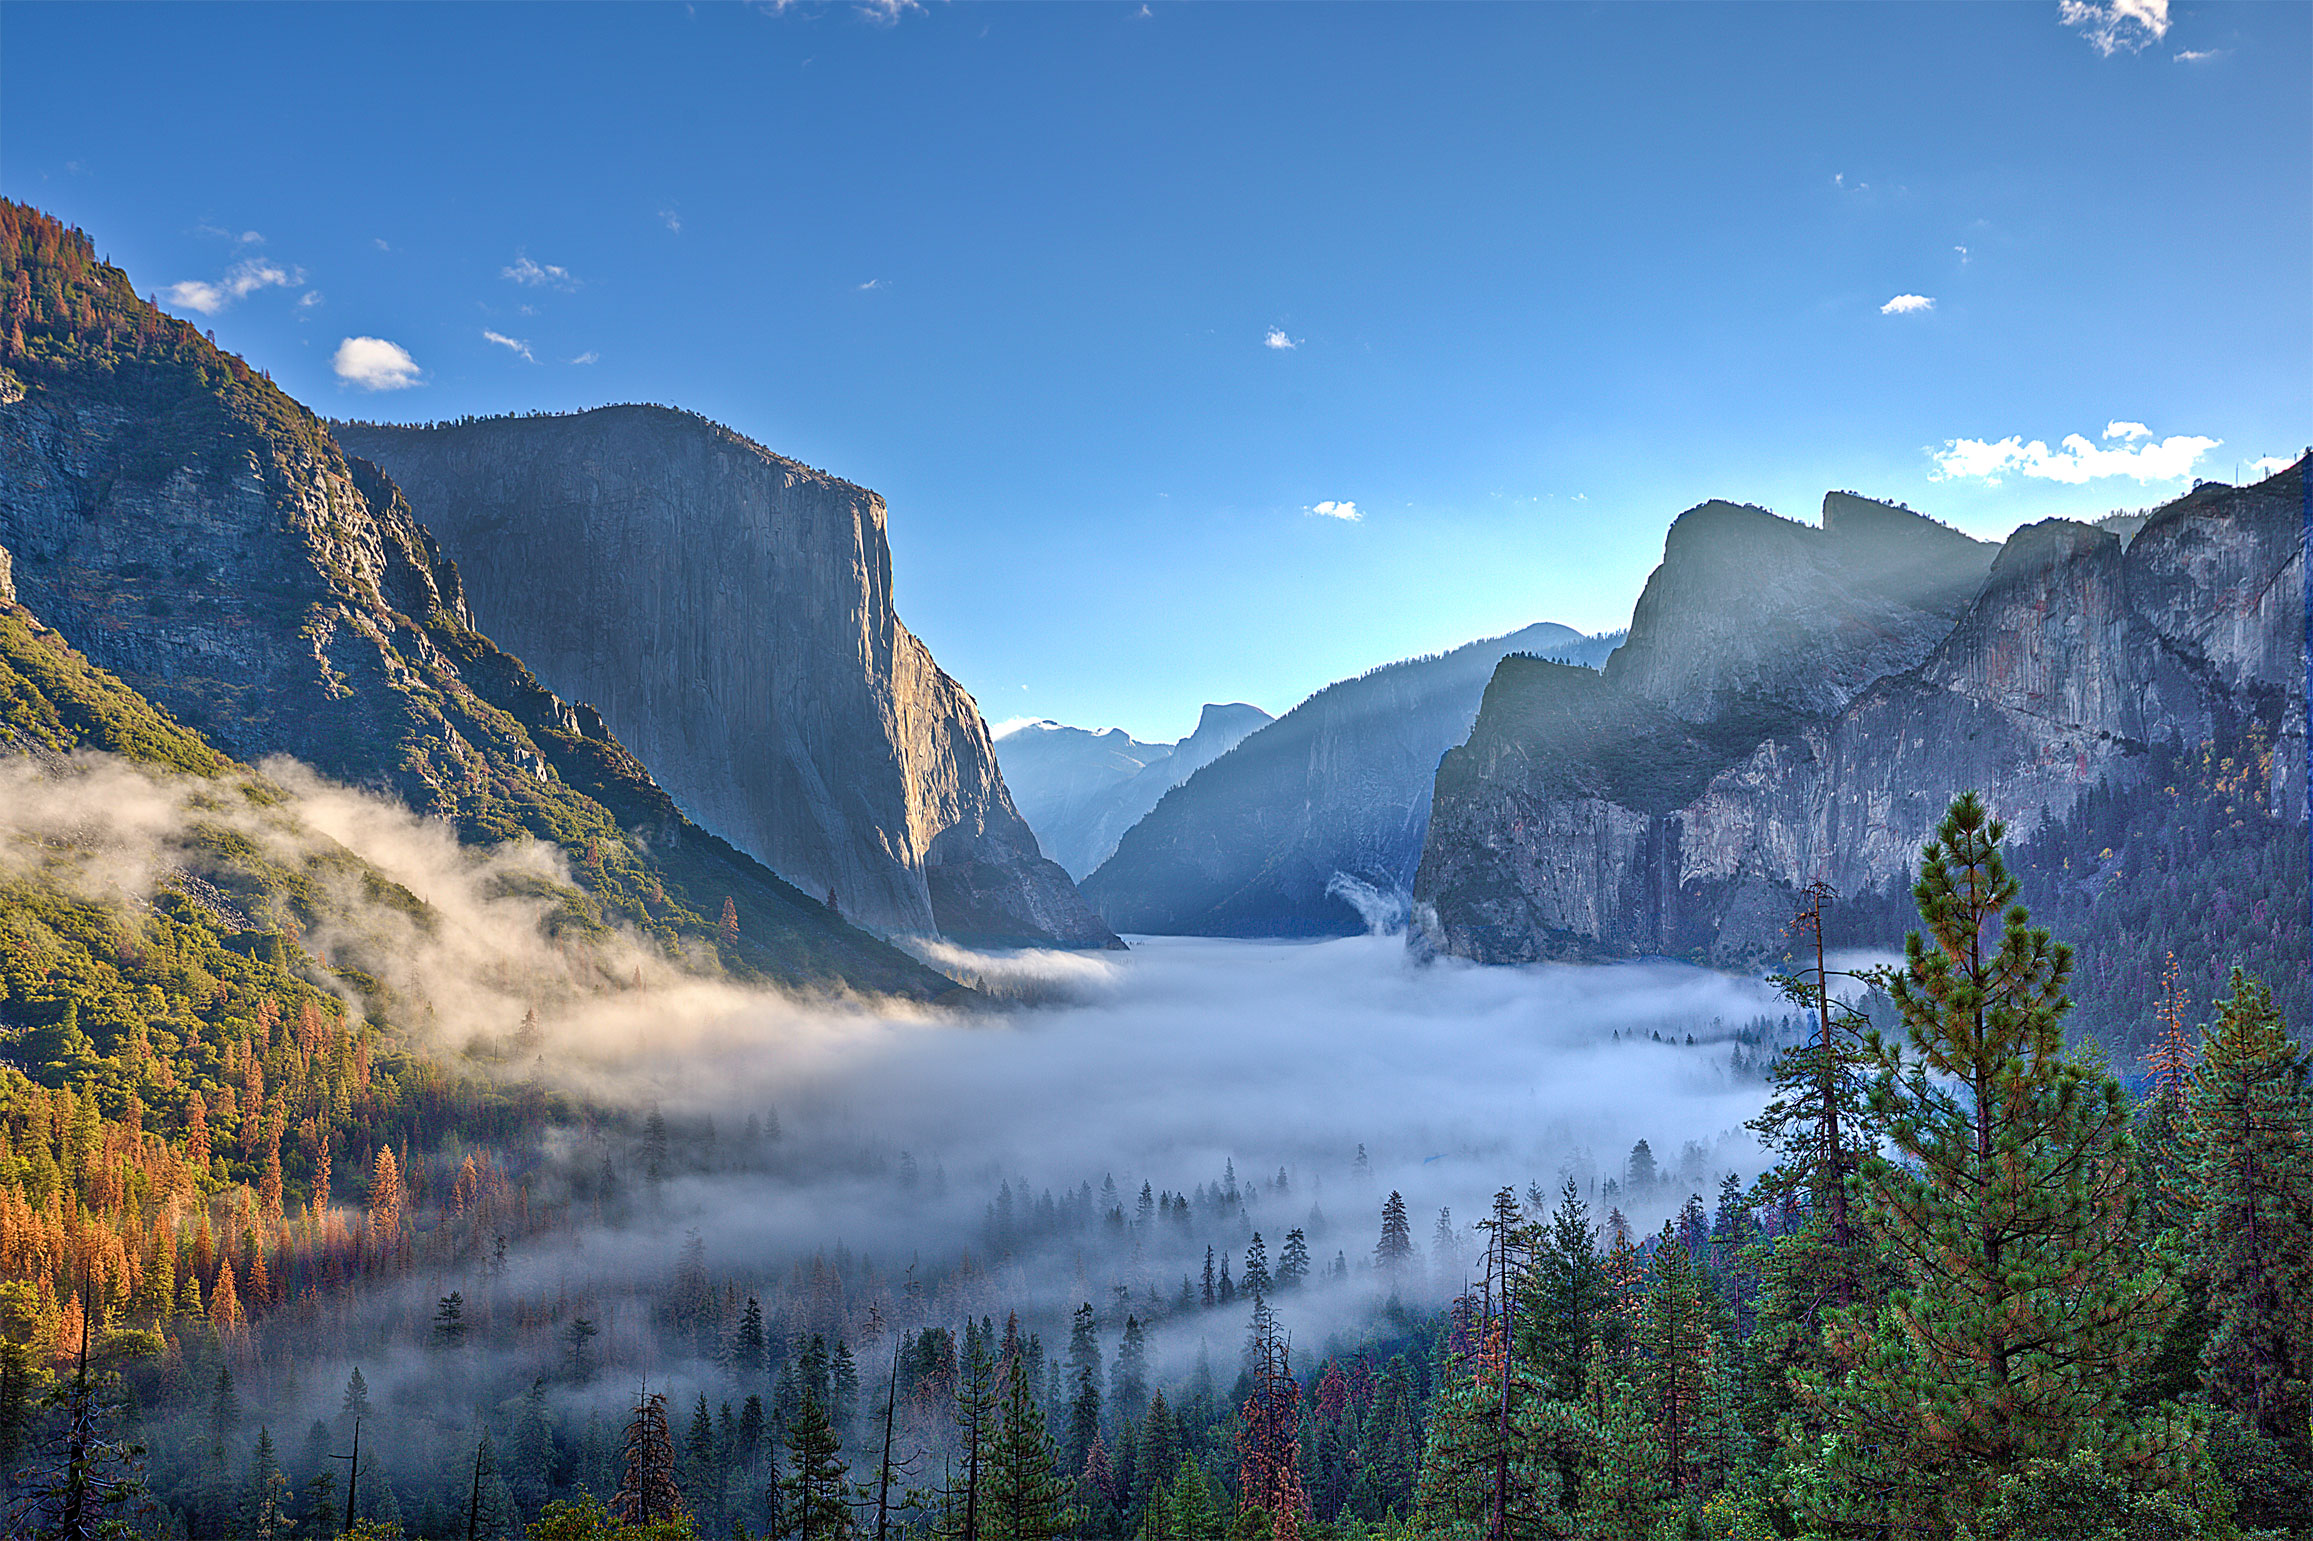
[335, 408, 1119, 949]
[1603, 493, 1994, 724]
[1414, 468, 2307, 966]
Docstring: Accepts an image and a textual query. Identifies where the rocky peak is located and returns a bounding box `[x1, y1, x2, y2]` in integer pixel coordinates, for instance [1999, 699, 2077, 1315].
[333, 407, 1119, 949]
[1603, 493, 1994, 725]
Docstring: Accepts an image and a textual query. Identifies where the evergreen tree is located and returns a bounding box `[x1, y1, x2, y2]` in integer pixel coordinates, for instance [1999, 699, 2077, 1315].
[1633, 1222, 1714, 1496]
[615, 1388, 684, 1526]
[1066, 1304, 1104, 1476]
[510, 1379, 557, 1519]
[991, 1355, 1075, 1541]
[2180, 969, 2313, 1449]
[1241, 1236, 1273, 1300]
[243, 1426, 294, 1541]
[1795, 792, 2195, 1535]
[1526, 1178, 1605, 1399]
[1376, 1192, 1415, 1280]
[1112, 1318, 1149, 1430]
[1276, 1230, 1311, 1291]
[779, 1392, 853, 1541]
[685, 1393, 723, 1524]
[735, 1297, 771, 1386]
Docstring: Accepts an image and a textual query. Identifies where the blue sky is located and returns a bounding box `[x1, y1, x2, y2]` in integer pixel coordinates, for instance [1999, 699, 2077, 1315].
[5, 1, 2305, 741]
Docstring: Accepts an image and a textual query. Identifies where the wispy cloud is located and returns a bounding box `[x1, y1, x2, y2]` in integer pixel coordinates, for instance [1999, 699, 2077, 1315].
[1263, 327, 1298, 350]
[2173, 47, 2225, 62]
[1307, 500, 1362, 521]
[2059, 0, 2169, 56]
[1932, 421, 2217, 485]
[502, 254, 579, 291]
[1954, 245, 1970, 264]
[857, 278, 885, 291]
[159, 257, 304, 316]
[658, 207, 683, 234]
[297, 291, 324, 310]
[1880, 293, 1935, 315]
[331, 336, 422, 391]
[483, 329, 536, 363]
[2246, 455, 2295, 479]
[569, 351, 600, 366]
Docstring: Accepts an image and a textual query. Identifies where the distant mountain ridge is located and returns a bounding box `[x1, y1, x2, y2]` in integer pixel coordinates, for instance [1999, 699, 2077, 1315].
[333, 406, 1119, 951]
[1414, 472, 2307, 975]
[1080, 622, 1615, 936]
[996, 702, 1273, 880]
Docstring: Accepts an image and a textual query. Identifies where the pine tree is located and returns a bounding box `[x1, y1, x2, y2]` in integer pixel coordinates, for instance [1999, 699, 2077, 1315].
[1526, 1178, 1605, 1399]
[1066, 1304, 1103, 1476]
[735, 1298, 771, 1385]
[1277, 1230, 1311, 1291]
[1241, 1235, 1273, 1300]
[1235, 1300, 1306, 1541]
[243, 1426, 294, 1541]
[1112, 1318, 1149, 1430]
[1633, 1222, 1713, 1495]
[1795, 792, 2195, 1535]
[779, 1392, 853, 1541]
[615, 1388, 684, 1526]
[991, 1356, 1075, 1541]
[1376, 1192, 1415, 1280]
[2180, 968, 2313, 1448]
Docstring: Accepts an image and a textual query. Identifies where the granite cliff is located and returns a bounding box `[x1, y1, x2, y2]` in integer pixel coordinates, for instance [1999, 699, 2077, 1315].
[0, 200, 964, 999]
[1414, 469, 2307, 969]
[333, 408, 1118, 950]
[1082, 623, 1607, 936]
[996, 702, 1274, 880]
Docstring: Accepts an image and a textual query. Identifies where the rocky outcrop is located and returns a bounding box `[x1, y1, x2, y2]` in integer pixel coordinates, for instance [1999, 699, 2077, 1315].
[1414, 467, 2307, 966]
[997, 702, 1274, 880]
[333, 408, 1119, 949]
[0, 200, 963, 998]
[1082, 623, 1604, 936]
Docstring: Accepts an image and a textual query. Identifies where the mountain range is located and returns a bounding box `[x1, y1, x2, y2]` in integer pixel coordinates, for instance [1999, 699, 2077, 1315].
[993, 702, 1273, 881]
[1413, 473, 2308, 1035]
[1078, 621, 1618, 936]
[0, 201, 1107, 1021]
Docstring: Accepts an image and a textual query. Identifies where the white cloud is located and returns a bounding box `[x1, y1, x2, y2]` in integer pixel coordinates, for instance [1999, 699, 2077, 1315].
[857, 278, 885, 291]
[1307, 500, 1362, 521]
[1954, 245, 1970, 263]
[159, 257, 303, 316]
[2059, 0, 2169, 56]
[297, 291, 323, 310]
[331, 336, 422, 391]
[2246, 455, 2295, 479]
[1931, 424, 2217, 485]
[483, 329, 536, 362]
[2174, 47, 2224, 61]
[569, 351, 600, 366]
[1263, 327, 1298, 350]
[502, 254, 579, 290]
[374, 237, 392, 252]
[1880, 293, 1935, 315]
[659, 207, 683, 234]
